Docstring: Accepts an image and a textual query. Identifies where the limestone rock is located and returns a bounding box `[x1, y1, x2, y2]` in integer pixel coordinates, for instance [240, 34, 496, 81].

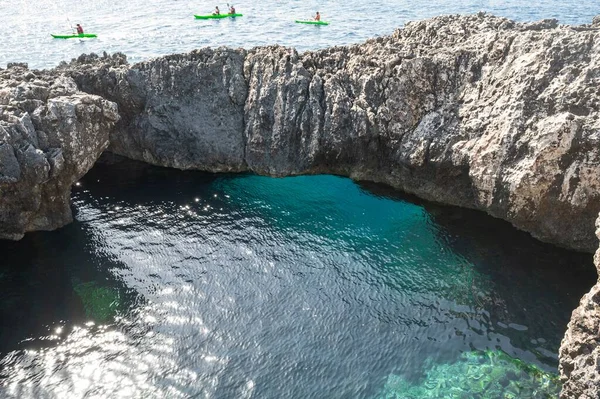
[68, 50, 247, 172]
[68, 14, 600, 252]
[560, 216, 600, 398]
[0, 65, 118, 239]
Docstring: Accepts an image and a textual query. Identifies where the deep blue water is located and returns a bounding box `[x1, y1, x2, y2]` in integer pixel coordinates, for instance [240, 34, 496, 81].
[1, 0, 600, 69]
[0, 157, 594, 398]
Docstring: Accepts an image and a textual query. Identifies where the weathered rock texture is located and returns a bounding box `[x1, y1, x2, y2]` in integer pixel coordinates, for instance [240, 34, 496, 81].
[0, 65, 118, 239]
[64, 13, 600, 253]
[2, 14, 600, 397]
[66, 50, 247, 172]
[560, 216, 600, 398]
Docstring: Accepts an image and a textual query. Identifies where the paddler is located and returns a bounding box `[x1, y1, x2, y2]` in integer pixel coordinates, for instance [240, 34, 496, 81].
[229, 5, 235, 14]
[75, 24, 84, 34]
[213, 6, 220, 15]
[314, 12, 321, 21]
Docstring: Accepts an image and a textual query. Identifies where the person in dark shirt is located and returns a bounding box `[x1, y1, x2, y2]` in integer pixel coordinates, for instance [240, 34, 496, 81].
[76, 24, 84, 34]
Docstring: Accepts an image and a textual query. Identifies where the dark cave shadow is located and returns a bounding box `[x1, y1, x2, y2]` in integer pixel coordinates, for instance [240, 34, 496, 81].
[0, 217, 139, 358]
[356, 179, 597, 359]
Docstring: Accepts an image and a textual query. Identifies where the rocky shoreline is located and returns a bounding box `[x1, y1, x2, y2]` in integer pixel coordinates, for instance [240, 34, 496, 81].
[1, 13, 599, 398]
[0, 64, 118, 240]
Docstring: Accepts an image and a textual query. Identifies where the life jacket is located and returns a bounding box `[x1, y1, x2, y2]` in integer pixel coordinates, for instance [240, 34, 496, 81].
[76, 26, 84, 34]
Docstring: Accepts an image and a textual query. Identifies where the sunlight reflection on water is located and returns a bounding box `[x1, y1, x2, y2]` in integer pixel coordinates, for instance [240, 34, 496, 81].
[1, 0, 598, 69]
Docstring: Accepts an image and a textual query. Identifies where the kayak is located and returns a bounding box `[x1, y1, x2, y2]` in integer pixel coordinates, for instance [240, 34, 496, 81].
[295, 20, 329, 25]
[51, 33, 97, 39]
[194, 13, 243, 19]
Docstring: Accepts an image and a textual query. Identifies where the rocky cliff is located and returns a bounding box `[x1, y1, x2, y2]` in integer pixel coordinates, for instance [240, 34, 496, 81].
[0, 64, 118, 240]
[560, 216, 600, 398]
[1, 13, 600, 397]
[64, 13, 600, 253]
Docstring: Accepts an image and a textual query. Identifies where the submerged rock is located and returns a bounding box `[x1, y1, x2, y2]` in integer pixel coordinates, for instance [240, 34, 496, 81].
[0, 65, 118, 240]
[379, 349, 560, 398]
[73, 280, 121, 323]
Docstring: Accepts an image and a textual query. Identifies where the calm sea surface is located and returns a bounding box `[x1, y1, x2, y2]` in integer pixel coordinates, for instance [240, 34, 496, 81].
[1, 0, 599, 69]
[0, 157, 595, 398]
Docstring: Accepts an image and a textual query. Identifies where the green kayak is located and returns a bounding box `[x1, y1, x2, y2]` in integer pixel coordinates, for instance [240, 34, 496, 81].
[51, 33, 98, 39]
[194, 13, 243, 19]
[295, 20, 329, 25]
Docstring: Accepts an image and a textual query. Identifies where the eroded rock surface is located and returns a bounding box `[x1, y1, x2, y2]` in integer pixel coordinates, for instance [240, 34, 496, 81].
[560, 215, 600, 399]
[0, 65, 118, 239]
[67, 50, 247, 172]
[65, 14, 600, 253]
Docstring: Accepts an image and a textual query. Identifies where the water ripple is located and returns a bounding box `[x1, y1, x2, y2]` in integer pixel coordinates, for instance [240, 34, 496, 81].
[0, 163, 595, 398]
[1, 0, 599, 69]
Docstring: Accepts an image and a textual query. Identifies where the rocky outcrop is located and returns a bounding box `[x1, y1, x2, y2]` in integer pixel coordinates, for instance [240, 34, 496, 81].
[560, 216, 600, 398]
[65, 50, 247, 172]
[63, 13, 600, 253]
[0, 65, 118, 240]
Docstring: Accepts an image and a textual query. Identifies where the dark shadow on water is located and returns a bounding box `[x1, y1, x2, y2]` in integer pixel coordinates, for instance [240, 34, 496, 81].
[0, 219, 138, 357]
[79, 152, 226, 200]
[356, 179, 595, 283]
[0, 154, 596, 397]
[357, 179, 596, 364]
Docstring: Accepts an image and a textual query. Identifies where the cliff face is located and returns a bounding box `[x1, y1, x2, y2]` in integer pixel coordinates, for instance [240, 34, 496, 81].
[560, 216, 600, 398]
[0, 65, 118, 240]
[67, 50, 248, 172]
[66, 14, 600, 253]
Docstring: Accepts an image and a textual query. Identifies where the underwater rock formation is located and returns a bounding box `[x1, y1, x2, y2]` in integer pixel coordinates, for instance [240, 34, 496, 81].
[65, 13, 600, 253]
[73, 280, 121, 323]
[0, 65, 118, 240]
[380, 349, 560, 398]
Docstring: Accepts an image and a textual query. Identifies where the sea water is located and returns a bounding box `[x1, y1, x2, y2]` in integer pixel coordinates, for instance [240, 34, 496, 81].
[0, 157, 594, 398]
[1, 0, 599, 69]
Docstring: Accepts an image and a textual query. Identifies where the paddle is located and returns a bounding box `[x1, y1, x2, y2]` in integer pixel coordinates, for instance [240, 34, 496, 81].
[66, 17, 76, 34]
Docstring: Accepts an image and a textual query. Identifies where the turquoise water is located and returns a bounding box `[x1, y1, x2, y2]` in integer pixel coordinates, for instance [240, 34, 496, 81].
[1, 0, 599, 69]
[0, 157, 594, 398]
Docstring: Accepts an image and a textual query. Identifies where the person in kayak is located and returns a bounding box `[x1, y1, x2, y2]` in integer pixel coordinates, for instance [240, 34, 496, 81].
[75, 24, 84, 34]
[314, 12, 321, 21]
[229, 5, 235, 14]
[213, 6, 220, 15]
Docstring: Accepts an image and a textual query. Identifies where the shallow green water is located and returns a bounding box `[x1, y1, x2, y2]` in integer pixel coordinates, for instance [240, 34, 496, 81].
[0, 158, 594, 398]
